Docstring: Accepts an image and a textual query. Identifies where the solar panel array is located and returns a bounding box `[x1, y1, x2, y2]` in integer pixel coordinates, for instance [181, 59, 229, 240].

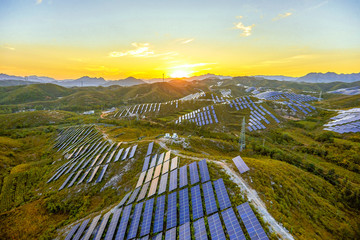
[49, 126, 139, 190]
[175, 106, 219, 126]
[324, 108, 360, 133]
[62, 158, 270, 240]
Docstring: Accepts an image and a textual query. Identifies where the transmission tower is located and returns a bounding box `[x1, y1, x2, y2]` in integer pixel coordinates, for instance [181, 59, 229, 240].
[240, 117, 246, 151]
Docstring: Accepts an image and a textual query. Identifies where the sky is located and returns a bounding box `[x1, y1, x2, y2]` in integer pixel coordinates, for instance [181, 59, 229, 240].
[0, 0, 359, 79]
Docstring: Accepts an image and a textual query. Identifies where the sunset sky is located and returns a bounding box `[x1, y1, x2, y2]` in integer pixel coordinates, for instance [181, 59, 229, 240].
[1, 0, 359, 79]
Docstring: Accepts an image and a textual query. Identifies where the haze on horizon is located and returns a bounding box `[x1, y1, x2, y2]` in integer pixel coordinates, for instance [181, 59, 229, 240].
[0, 0, 359, 80]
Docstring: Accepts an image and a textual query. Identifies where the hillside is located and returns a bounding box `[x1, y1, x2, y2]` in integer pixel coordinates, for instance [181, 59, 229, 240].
[0, 84, 74, 105]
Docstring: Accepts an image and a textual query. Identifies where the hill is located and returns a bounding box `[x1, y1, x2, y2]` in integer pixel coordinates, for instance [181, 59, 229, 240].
[0, 84, 74, 105]
[297, 72, 360, 83]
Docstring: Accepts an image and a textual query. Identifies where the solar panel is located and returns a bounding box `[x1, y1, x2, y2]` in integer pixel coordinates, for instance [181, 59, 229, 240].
[153, 163, 162, 179]
[167, 192, 177, 230]
[144, 167, 154, 183]
[164, 151, 171, 162]
[198, 160, 210, 183]
[179, 165, 188, 188]
[87, 166, 100, 183]
[179, 188, 190, 225]
[58, 172, 75, 191]
[137, 182, 150, 202]
[94, 211, 111, 240]
[203, 181, 218, 215]
[170, 157, 178, 170]
[189, 162, 200, 185]
[127, 202, 144, 239]
[82, 214, 101, 240]
[95, 164, 108, 183]
[208, 213, 226, 240]
[121, 147, 131, 160]
[142, 156, 151, 172]
[193, 218, 208, 240]
[179, 222, 191, 240]
[136, 171, 147, 188]
[73, 218, 90, 240]
[140, 236, 149, 240]
[221, 208, 246, 240]
[114, 148, 124, 162]
[140, 198, 154, 237]
[149, 154, 158, 168]
[213, 179, 231, 210]
[77, 168, 91, 185]
[129, 145, 138, 159]
[115, 204, 133, 240]
[191, 185, 204, 220]
[157, 152, 164, 165]
[104, 208, 122, 240]
[237, 202, 269, 240]
[165, 227, 177, 240]
[158, 173, 168, 195]
[169, 169, 178, 192]
[153, 195, 165, 233]
[232, 156, 250, 174]
[153, 233, 162, 240]
[65, 223, 80, 240]
[162, 160, 170, 175]
[127, 187, 141, 205]
[148, 177, 159, 197]
[67, 170, 82, 188]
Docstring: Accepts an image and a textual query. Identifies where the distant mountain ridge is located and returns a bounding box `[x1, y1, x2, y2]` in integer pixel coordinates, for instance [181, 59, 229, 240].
[256, 72, 360, 83]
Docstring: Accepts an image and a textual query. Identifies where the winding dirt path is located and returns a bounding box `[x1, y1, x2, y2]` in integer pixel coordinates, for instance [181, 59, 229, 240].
[157, 139, 294, 240]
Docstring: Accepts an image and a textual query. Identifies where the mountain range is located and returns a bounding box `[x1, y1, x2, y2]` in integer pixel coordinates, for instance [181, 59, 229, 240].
[1, 72, 359, 87]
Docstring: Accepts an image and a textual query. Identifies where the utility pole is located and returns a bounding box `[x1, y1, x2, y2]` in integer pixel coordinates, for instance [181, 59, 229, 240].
[318, 91, 322, 101]
[240, 117, 246, 151]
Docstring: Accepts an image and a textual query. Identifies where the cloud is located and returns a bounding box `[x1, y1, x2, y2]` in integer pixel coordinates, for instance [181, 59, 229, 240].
[2, 44, 15, 50]
[181, 38, 194, 44]
[308, 1, 328, 10]
[109, 43, 177, 58]
[36, 0, 42, 4]
[273, 12, 293, 21]
[233, 21, 255, 37]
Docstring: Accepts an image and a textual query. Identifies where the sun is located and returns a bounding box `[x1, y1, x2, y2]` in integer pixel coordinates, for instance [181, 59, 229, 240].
[170, 70, 191, 78]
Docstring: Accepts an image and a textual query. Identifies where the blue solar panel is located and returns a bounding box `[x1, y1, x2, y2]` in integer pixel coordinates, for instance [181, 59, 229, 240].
[142, 156, 151, 172]
[152, 233, 163, 240]
[221, 208, 246, 240]
[169, 169, 178, 192]
[179, 165, 188, 188]
[191, 185, 204, 220]
[153, 195, 165, 233]
[179, 222, 191, 240]
[127, 187, 141, 205]
[232, 156, 250, 174]
[104, 208, 122, 240]
[189, 162, 199, 185]
[140, 198, 154, 237]
[94, 211, 111, 240]
[114, 148, 124, 162]
[127, 202, 144, 239]
[193, 218, 208, 240]
[237, 202, 269, 240]
[179, 188, 190, 225]
[129, 145, 137, 159]
[167, 192, 177, 230]
[59, 172, 75, 191]
[150, 154, 157, 168]
[115, 204, 132, 240]
[165, 227, 177, 240]
[65, 223, 80, 240]
[208, 213, 226, 240]
[198, 160, 210, 183]
[203, 181, 218, 215]
[95, 164, 108, 183]
[213, 179, 231, 210]
[82, 214, 101, 240]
